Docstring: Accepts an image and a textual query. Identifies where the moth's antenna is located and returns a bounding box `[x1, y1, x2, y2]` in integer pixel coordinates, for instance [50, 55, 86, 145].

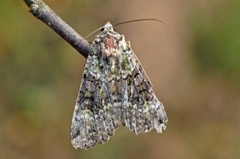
[84, 27, 102, 39]
[85, 18, 165, 39]
[114, 18, 165, 27]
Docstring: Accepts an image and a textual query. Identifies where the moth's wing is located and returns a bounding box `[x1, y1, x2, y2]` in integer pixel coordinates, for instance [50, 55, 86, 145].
[71, 54, 119, 150]
[120, 48, 168, 134]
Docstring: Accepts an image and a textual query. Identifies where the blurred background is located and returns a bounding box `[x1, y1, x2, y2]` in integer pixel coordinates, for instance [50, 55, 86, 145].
[1, 0, 240, 159]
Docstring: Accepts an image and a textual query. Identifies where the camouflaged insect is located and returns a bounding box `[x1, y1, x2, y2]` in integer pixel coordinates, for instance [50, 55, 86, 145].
[71, 22, 168, 150]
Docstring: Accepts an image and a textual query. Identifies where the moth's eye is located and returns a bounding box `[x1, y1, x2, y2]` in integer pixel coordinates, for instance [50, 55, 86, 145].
[100, 27, 105, 32]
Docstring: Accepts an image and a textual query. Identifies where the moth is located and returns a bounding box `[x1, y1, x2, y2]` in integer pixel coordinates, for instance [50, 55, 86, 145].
[71, 22, 168, 150]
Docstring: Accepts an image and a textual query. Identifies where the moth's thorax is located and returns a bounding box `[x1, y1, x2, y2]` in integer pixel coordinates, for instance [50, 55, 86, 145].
[93, 22, 126, 57]
[103, 34, 121, 57]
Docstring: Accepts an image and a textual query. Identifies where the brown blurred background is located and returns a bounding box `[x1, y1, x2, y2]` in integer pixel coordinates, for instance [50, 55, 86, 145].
[1, 0, 240, 159]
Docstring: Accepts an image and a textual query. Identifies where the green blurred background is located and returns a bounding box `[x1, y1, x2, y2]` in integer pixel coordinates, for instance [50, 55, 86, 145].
[1, 0, 240, 159]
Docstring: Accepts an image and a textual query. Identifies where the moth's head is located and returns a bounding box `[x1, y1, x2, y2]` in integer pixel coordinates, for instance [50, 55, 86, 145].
[101, 22, 114, 32]
[93, 22, 122, 45]
[91, 22, 126, 57]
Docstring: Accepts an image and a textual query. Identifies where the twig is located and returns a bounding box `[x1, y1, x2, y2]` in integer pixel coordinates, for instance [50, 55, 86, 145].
[23, 0, 90, 58]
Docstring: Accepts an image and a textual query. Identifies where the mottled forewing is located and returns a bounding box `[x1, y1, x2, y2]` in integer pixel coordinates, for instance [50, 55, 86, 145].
[71, 52, 119, 150]
[120, 44, 168, 134]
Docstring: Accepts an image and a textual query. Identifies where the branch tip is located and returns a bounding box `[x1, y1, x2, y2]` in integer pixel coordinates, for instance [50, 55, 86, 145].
[23, 0, 90, 58]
